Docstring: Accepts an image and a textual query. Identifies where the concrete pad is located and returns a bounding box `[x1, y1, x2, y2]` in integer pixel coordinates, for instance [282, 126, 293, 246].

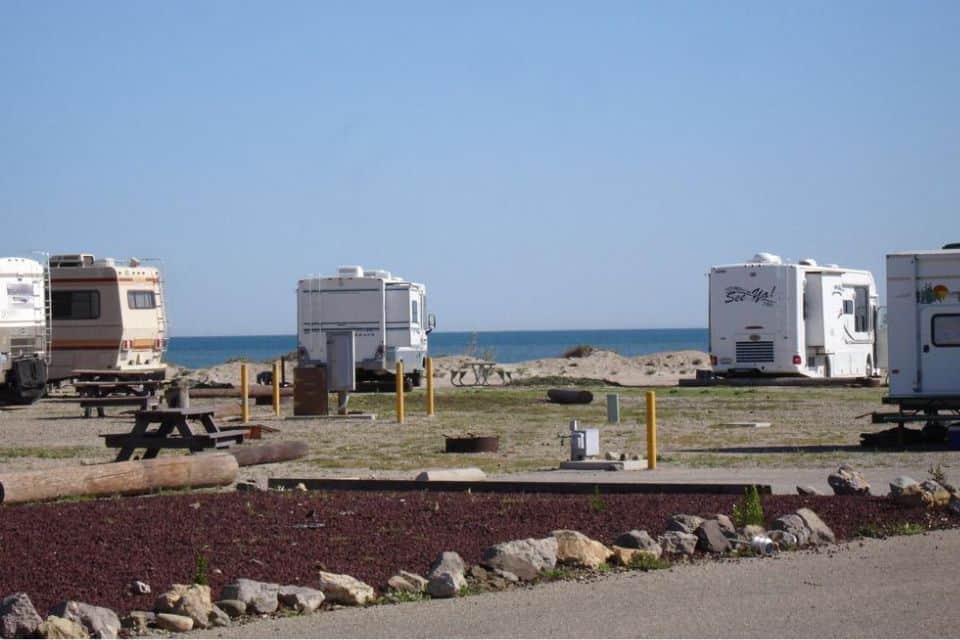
[715, 421, 771, 428]
[414, 467, 487, 482]
[559, 460, 647, 471]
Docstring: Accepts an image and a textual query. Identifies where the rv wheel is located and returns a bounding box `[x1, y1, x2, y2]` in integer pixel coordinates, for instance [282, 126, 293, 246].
[411, 372, 422, 388]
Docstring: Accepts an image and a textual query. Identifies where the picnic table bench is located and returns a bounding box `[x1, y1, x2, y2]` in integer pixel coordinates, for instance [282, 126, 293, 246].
[100, 407, 245, 461]
[74, 380, 165, 398]
[81, 396, 160, 418]
[451, 361, 508, 387]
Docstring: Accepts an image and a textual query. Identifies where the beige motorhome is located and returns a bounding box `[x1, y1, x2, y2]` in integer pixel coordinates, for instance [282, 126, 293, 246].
[48, 254, 167, 381]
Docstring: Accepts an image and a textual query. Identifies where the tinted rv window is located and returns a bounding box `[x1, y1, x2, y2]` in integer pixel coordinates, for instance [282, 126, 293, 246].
[843, 300, 854, 315]
[854, 287, 869, 332]
[932, 314, 960, 347]
[52, 291, 100, 320]
[411, 299, 419, 324]
[128, 290, 156, 309]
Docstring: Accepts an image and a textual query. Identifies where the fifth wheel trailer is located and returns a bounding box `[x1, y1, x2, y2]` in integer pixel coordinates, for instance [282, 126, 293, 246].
[709, 253, 880, 378]
[886, 245, 960, 401]
[0, 257, 50, 404]
[297, 266, 435, 390]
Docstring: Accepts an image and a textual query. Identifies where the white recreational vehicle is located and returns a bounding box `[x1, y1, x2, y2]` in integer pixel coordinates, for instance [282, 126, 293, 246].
[48, 254, 168, 382]
[709, 253, 880, 378]
[0, 257, 50, 403]
[297, 266, 435, 390]
[886, 244, 960, 401]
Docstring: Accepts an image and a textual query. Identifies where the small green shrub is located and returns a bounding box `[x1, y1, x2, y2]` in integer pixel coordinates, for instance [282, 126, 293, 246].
[890, 522, 924, 536]
[542, 566, 572, 581]
[857, 524, 883, 539]
[732, 485, 764, 527]
[588, 485, 606, 513]
[563, 345, 596, 358]
[928, 462, 948, 486]
[193, 553, 209, 585]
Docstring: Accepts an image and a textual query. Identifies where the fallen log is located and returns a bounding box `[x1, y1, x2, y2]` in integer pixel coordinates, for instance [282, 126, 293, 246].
[0, 453, 238, 505]
[230, 441, 310, 467]
[546, 388, 594, 405]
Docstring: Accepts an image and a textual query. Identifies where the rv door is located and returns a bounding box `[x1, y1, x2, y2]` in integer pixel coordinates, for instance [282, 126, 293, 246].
[919, 306, 960, 394]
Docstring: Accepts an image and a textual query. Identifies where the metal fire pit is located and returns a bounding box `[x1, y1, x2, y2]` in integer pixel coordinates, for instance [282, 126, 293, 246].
[444, 434, 499, 453]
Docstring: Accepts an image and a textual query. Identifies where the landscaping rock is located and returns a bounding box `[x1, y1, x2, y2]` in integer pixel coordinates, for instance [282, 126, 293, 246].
[208, 605, 231, 628]
[126, 581, 151, 596]
[387, 570, 428, 594]
[740, 524, 766, 540]
[120, 612, 154, 635]
[658, 531, 698, 556]
[795, 508, 836, 545]
[552, 529, 613, 569]
[37, 615, 88, 639]
[666, 514, 704, 534]
[427, 551, 467, 598]
[712, 514, 736, 536]
[695, 519, 732, 553]
[613, 530, 662, 558]
[889, 476, 920, 497]
[278, 586, 325, 613]
[1, 592, 43, 639]
[172, 584, 214, 629]
[828, 464, 871, 496]
[215, 600, 246, 618]
[796, 485, 820, 496]
[317, 571, 375, 606]
[920, 480, 952, 507]
[610, 545, 642, 566]
[949, 495, 960, 516]
[768, 530, 799, 550]
[892, 482, 929, 507]
[771, 514, 812, 547]
[481, 537, 558, 581]
[220, 578, 280, 615]
[49, 601, 120, 639]
[154, 613, 193, 633]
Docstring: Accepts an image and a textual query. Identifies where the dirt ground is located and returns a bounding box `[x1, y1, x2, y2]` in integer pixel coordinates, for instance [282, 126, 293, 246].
[2, 357, 958, 488]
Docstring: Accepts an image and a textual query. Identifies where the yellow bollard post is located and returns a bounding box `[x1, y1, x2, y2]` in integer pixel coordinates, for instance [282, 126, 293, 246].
[240, 363, 249, 423]
[272, 360, 281, 417]
[426, 357, 435, 417]
[646, 390, 657, 470]
[396, 361, 405, 424]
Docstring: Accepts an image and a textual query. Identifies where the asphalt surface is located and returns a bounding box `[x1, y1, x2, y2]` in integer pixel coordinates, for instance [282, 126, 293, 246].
[189, 528, 960, 638]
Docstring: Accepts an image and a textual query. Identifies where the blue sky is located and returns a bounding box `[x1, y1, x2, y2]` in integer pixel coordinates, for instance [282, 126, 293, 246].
[2, 1, 957, 335]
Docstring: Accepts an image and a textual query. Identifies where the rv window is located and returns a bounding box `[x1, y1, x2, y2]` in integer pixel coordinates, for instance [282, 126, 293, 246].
[853, 286, 869, 332]
[932, 314, 960, 347]
[842, 300, 854, 315]
[411, 299, 419, 325]
[52, 290, 100, 320]
[128, 290, 156, 309]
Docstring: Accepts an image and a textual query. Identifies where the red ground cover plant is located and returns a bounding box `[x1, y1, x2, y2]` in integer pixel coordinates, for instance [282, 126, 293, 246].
[0, 490, 954, 615]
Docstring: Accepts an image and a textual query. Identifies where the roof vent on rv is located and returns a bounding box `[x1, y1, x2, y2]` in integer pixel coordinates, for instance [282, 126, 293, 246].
[752, 252, 782, 265]
[128, 257, 141, 267]
[49, 254, 95, 268]
[337, 266, 364, 278]
[798, 258, 818, 266]
[943, 243, 960, 250]
[369, 270, 392, 279]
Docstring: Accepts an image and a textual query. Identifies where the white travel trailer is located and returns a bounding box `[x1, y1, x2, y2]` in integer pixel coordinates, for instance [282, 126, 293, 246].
[0, 257, 50, 403]
[886, 244, 960, 401]
[709, 253, 879, 378]
[48, 254, 168, 382]
[297, 266, 435, 390]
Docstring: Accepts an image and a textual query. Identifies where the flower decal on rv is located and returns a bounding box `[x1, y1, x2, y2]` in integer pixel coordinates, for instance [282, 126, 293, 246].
[724, 286, 776, 306]
[919, 283, 953, 304]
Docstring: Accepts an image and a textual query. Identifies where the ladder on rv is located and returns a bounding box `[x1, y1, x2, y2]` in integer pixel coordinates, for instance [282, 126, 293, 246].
[42, 258, 52, 365]
[154, 267, 169, 352]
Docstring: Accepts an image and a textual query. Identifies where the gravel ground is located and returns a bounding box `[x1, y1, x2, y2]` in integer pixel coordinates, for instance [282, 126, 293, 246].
[189, 528, 960, 638]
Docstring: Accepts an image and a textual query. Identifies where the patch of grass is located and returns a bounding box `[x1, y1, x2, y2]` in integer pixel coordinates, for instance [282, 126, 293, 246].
[889, 522, 924, 536]
[595, 562, 612, 573]
[541, 566, 572, 581]
[380, 590, 428, 604]
[628, 554, 672, 571]
[193, 552, 209, 585]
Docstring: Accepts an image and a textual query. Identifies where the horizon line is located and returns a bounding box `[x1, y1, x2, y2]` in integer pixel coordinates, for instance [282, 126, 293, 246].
[168, 327, 709, 339]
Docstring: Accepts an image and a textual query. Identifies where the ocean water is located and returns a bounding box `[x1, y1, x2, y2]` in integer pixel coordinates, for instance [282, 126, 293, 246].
[166, 329, 708, 370]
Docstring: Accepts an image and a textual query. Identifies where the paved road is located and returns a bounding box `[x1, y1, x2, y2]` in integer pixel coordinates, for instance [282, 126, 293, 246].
[190, 529, 960, 638]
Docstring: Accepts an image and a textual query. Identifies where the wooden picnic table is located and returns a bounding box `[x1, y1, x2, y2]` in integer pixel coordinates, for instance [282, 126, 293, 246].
[74, 380, 166, 398]
[100, 407, 245, 462]
[452, 361, 500, 387]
